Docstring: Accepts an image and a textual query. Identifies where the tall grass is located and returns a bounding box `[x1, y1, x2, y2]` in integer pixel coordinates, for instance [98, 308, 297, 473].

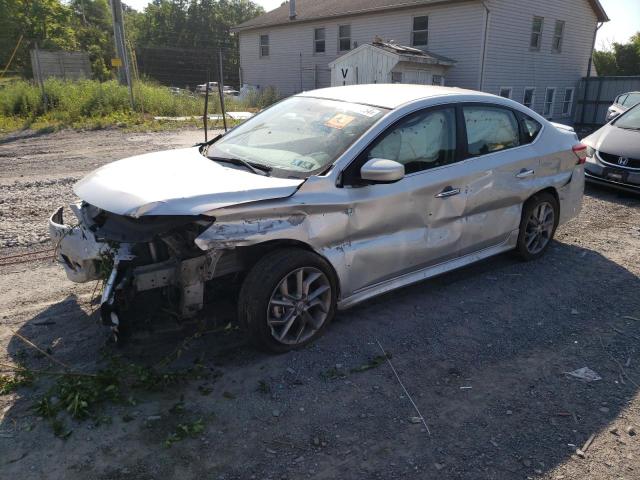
[0, 79, 281, 132]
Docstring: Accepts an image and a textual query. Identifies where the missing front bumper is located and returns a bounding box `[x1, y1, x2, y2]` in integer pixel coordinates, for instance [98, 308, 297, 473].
[49, 206, 230, 323]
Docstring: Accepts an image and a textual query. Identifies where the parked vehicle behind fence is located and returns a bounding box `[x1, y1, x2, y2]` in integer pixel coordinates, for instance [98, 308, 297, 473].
[49, 85, 585, 352]
[606, 91, 640, 122]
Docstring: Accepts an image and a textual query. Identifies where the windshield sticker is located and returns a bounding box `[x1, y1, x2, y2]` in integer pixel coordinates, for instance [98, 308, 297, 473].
[346, 105, 382, 117]
[325, 113, 356, 129]
[291, 158, 316, 170]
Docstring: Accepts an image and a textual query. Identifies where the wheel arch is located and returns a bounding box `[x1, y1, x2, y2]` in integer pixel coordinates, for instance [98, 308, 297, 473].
[528, 186, 560, 214]
[238, 239, 342, 299]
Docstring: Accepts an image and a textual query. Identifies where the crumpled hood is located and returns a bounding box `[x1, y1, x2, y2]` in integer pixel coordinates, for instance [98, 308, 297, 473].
[74, 147, 304, 217]
[583, 124, 640, 158]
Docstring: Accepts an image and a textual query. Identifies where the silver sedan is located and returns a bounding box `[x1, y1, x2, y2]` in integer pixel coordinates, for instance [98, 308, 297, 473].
[49, 85, 585, 352]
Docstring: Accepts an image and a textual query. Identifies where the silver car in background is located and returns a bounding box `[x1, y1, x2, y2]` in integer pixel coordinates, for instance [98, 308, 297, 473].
[49, 85, 585, 352]
[606, 91, 640, 122]
[583, 103, 640, 193]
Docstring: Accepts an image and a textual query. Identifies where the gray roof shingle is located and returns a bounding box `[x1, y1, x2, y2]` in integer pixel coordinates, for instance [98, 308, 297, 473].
[233, 0, 608, 32]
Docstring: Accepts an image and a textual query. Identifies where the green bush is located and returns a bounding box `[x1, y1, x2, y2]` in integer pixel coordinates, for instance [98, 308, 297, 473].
[0, 78, 282, 132]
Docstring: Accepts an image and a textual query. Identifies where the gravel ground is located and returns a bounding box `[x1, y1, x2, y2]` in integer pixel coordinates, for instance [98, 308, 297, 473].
[0, 128, 639, 479]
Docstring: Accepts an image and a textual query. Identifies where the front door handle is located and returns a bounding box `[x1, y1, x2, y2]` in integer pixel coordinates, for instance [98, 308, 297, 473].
[516, 168, 535, 179]
[435, 186, 461, 198]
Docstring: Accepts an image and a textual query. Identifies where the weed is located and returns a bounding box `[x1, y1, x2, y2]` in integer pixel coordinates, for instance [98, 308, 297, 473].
[349, 354, 392, 374]
[319, 367, 346, 381]
[198, 384, 213, 396]
[257, 380, 271, 394]
[165, 418, 206, 447]
[51, 418, 72, 439]
[169, 400, 186, 415]
[0, 368, 34, 395]
[0, 79, 279, 133]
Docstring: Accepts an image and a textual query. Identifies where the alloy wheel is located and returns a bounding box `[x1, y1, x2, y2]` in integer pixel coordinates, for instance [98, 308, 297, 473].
[266, 267, 332, 345]
[524, 201, 555, 255]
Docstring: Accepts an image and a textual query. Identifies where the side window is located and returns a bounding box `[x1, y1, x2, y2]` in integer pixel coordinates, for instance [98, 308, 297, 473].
[617, 94, 628, 105]
[530, 16, 544, 50]
[338, 25, 351, 51]
[367, 107, 457, 174]
[259, 34, 269, 57]
[412, 16, 429, 47]
[499, 87, 513, 99]
[623, 93, 640, 107]
[520, 114, 542, 144]
[463, 106, 520, 156]
[314, 28, 326, 54]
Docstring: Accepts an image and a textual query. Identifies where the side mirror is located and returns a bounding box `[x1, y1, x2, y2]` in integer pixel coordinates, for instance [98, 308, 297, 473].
[360, 158, 405, 183]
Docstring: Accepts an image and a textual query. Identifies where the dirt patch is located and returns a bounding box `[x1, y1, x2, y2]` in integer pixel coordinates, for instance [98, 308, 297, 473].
[0, 129, 639, 479]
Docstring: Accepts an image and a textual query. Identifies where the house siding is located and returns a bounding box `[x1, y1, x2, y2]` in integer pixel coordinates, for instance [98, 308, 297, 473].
[483, 0, 597, 120]
[239, 1, 485, 96]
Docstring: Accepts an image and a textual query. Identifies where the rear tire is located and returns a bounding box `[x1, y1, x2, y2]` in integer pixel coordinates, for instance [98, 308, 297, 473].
[515, 191, 559, 261]
[238, 248, 337, 353]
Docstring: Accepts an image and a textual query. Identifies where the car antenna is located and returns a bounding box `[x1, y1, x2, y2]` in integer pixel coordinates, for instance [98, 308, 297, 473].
[203, 69, 210, 142]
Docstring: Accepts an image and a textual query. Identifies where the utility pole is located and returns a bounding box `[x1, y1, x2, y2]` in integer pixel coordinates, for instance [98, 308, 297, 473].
[109, 0, 134, 108]
[218, 49, 227, 132]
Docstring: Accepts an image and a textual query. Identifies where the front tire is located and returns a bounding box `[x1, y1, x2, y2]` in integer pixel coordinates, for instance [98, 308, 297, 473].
[515, 191, 559, 261]
[238, 248, 337, 353]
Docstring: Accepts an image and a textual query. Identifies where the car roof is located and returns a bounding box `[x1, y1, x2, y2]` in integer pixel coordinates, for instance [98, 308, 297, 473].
[296, 84, 496, 109]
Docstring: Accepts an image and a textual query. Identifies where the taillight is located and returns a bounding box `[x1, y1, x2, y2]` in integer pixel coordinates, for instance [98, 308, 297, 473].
[572, 143, 588, 165]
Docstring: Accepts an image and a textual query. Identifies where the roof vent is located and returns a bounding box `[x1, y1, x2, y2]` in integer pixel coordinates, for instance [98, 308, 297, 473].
[289, 0, 296, 20]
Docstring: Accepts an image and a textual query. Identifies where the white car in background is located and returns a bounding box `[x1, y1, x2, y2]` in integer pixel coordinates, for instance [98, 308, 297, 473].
[606, 91, 640, 122]
[49, 85, 585, 352]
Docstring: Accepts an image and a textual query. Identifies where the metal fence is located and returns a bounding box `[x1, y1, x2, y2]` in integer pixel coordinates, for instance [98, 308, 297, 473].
[30, 49, 92, 82]
[575, 76, 640, 128]
[136, 46, 239, 90]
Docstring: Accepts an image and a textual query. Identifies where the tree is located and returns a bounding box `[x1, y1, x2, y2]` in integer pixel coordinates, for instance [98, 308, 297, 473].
[0, 0, 78, 77]
[0, 0, 264, 80]
[70, 0, 115, 80]
[594, 32, 640, 76]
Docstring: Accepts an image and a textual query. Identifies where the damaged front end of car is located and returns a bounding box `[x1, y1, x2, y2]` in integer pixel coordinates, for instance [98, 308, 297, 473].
[49, 202, 235, 339]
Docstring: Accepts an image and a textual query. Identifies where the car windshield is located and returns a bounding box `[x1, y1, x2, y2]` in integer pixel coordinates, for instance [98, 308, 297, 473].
[206, 96, 388, 178]
[614, 104, 640, 130]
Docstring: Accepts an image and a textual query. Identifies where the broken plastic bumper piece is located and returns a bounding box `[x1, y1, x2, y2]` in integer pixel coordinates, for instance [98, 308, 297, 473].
[48, 205, 109, 283]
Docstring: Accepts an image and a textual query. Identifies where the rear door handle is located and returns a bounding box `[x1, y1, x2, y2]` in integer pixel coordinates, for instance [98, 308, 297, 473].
[435, 187, 461, 198]
[516, 169, 535, 179]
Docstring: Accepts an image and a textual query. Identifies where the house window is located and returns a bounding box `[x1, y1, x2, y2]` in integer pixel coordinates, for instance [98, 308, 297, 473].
[544, 87, 556, 117]
[432, 75, 443, 86]
[561, 87, 574, 115]
[523, 87, 535, 109]
[391, 71, 403, 83]
[553, 20, 565, 52]
[338, 25, 351, 51]
[499, 87, 512, 99]
[530, 16, 544, 50]
[314, 28, 325, 53]
[259, 34, 269, 57]
[412, 16, 428, 47]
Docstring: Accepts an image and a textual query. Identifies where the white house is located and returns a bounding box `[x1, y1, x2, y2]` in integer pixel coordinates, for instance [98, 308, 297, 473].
[233, 0, 609, 121]
[329, 39, 456, 87]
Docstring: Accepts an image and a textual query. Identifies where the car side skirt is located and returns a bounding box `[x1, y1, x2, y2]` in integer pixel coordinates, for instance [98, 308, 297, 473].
[337, 229, 519, 310]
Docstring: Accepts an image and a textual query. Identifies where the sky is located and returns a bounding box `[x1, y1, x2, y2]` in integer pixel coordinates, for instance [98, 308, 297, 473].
[124, 0, 639, 47]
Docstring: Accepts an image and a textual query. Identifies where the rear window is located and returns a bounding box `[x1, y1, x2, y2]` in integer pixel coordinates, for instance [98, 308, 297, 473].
[521, 115, 542, 144]
[463, 106, 520, 156]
